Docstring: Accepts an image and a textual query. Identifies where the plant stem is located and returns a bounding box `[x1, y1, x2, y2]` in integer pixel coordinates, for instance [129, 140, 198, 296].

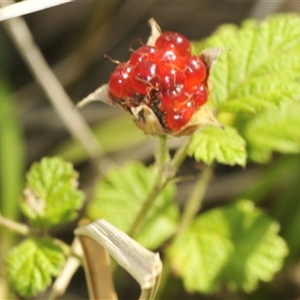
[128, 135, 169, 238]
[0, 212, 30, 236]
[128, 136, 193, 238]
[157, 165, 214, 297]
[0, 212, 79, 261]
[52, 238, 82, 261]
[171, 138, 191, 169]
[0, 0, 73, 21]
[154, 257, 171, 300]
[178, 165, 213, 233]
[156, 135, 170, 168]
[48, 238, 83, 300]
[128, 176, 169, 238]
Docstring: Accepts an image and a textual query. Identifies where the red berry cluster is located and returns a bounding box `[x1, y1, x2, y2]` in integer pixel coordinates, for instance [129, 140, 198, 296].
[108, 31, 208, 131]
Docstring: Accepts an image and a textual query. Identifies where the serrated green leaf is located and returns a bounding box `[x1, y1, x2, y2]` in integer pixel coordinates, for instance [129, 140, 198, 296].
[168, 200, 288, 293]
[86, 161, 179, 249]
[169, 209, 232, 293]
[188, 126, 246, 166]
[193, 14, 300, 113]
[240, 101, 300, 163]
[21, 157, 84, 229]
[249, 154, 300, 261]
[6, 237, 65, 297]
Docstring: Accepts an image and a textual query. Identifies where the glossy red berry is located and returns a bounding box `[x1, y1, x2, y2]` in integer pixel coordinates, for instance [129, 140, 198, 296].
[108, 63, 133, 98]
[160, 88, 185, 110]
[155, 49, 185, 70]
[155, 31, 191, 57]
[185, 54, 207, 88]
[165, 100, 195, 130]
[129, 45, 157, 65]
[108, 29, 209, 133]
[130, 60, 158, 95]
[158, 65, 186, 90]
[188, 84, 208, 107]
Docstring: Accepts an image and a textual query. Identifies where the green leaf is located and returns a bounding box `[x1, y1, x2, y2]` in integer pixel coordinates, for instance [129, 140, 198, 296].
[21, 157, 84, 229]
[168, 200, 288, 293]
[6, 237, 65, 297]
[240, 101, 300, 163]
[193, 14, 300, 113]
[250, 154, 300, 261]
[188, 126, 246, 166]
[86, 161, 179, 249]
